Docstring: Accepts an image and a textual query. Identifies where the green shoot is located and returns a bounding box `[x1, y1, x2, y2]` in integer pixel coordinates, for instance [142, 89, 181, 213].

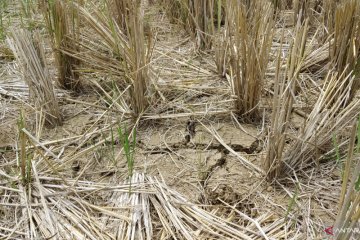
[0, 0, 5, 41]
[332, 134, 341, 166]
[284, 184, 299, 223]
[117, 124, 136, 192]
[355, 174, 360, 191]
[20, 0, 32, 18]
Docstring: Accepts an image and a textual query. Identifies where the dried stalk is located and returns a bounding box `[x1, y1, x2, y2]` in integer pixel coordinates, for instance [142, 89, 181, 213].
[8, 29, 62, 127]
[227, 0, 274, 121]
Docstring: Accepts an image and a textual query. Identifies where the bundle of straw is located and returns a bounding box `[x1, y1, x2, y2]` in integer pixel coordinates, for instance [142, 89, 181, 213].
[7, 29, 62, 127]
[227, 0, 274, 121]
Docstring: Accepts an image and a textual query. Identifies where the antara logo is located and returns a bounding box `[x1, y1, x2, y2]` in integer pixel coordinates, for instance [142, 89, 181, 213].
[324, 226, 334, 236]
